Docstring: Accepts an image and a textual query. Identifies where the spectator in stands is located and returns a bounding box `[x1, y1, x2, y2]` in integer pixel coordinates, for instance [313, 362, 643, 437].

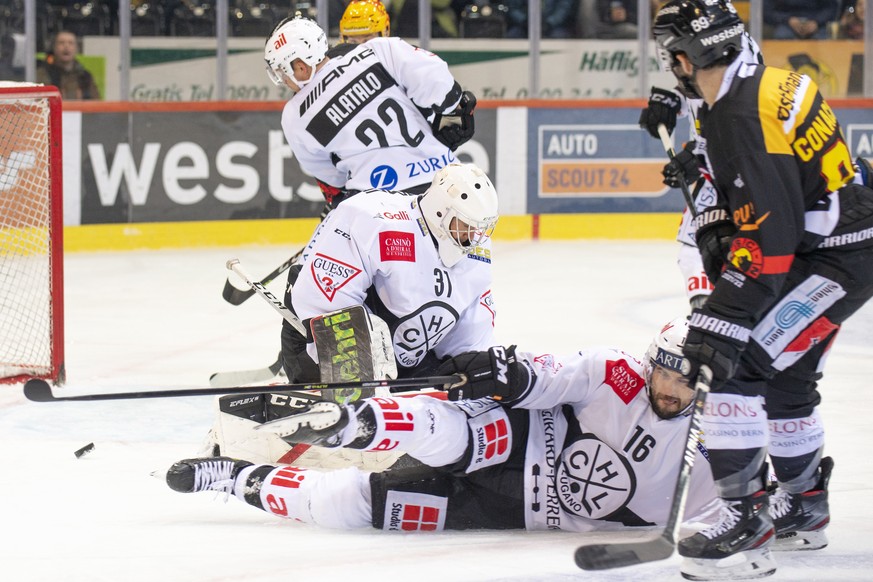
[839, 0, 865, 39]
[504, 0, 576, 38]
[0, 33, 25, 82]
[593, 0, 638, 39]
[387, 0, 464, 38]
[763, 0, 841, 40]
[35, 30, 100, 100]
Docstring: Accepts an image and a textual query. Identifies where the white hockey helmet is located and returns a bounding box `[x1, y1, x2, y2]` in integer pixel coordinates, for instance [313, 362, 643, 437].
[419, 163, 499, 268]
[645, 317, 694, 418]
[264, 16, 328, 88]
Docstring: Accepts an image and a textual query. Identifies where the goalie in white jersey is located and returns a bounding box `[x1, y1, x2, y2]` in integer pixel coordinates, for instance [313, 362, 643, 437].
[284, 162, 498, 382]
[264, 15, 476, 202]
[167, 318, 721, 532]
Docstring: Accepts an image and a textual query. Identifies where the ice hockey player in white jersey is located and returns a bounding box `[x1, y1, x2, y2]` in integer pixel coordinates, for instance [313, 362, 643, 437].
[639, 16, 763, 309]
[284, 162, 498, 382]
[166, 318, 722, 533]
[264, 16, 477, 202]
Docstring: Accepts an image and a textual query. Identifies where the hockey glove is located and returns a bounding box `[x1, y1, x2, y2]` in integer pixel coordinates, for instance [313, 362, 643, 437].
[639, 87, 681, 139]
[436, 345, 532, 403]
[694, 207, 736, 284]
[683, 307, 752, 388]
[662, 141, 702, 189]
[433, 90, 477, 151]
[857, 156, 873, 189]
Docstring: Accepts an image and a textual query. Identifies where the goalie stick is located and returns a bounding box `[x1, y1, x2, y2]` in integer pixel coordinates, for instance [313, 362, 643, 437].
[207, 259, 306, 386]
[209, 352, 284, 388]
[221, 250, 301, 306]
[658, 124, 704, 219]
[22, 374, 465, 403]
[227, 258, 306, 335]
[574, 364, 713, 571]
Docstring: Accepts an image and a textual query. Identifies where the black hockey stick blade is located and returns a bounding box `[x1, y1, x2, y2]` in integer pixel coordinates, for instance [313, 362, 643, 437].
[221, 278, 256, 305]
[23, 374, 466, 403]
[221, 252, 300, 306]
[574, 532, 674, 570]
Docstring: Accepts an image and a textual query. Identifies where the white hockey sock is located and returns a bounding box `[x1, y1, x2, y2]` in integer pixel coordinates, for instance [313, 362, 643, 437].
[361, 396, 469, 467]
[251, 465, 373, 529]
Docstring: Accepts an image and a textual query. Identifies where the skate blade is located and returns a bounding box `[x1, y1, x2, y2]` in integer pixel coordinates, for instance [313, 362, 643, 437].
[681, 548, 776, 581]
[773, 529, 828, 552]
[254, 402, 342, 438]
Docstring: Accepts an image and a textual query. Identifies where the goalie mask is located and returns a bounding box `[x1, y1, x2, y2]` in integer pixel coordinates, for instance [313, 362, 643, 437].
[264, 16, 328, 88]
[645, 318, 694, 420]
[340, 0, 391, 43]
[419, 163, 498, 268]
[653, 0, 744, 99]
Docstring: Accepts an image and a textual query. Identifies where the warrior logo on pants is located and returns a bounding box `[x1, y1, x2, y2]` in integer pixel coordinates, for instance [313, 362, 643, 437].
[556, 435, 636, 519]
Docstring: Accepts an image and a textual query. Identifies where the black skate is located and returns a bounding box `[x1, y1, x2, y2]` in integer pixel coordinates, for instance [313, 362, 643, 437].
[166, 456, 253, 494]
[254, 401, 355, 447]
[679, 490, 776, 580]
[770, 456, 833, 552]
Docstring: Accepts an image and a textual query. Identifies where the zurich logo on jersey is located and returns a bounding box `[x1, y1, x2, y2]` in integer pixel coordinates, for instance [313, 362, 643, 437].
[370, 165, 399, 190]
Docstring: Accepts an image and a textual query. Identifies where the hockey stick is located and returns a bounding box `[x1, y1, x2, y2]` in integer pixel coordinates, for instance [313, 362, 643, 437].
[22, 374, 465, 403]
[574, 364, 713, 571]
[226, 258, 306, 335]
[209, 352, 284, 388]
[658, 123, 702, 219]
[221, 250, 301, 306]
[207, 259, 306, 386]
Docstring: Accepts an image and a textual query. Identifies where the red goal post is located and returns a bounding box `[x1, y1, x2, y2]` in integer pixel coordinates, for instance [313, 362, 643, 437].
[0, 82, 64, 385]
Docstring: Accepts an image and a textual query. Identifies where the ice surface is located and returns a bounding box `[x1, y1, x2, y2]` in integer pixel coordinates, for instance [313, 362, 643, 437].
[1, 241, 871, 581]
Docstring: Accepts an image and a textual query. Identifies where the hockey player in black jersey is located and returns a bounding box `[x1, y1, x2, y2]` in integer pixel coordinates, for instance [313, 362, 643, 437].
[653, 1, 873, 580]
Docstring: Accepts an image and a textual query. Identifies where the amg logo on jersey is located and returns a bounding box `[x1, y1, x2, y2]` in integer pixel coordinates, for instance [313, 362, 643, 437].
[604, 359, 645, 404]
[307, 64, 397, 146]
[310, 253, 362, 301]
[300, 47, 376, 113]
[379, 231, 415, 262]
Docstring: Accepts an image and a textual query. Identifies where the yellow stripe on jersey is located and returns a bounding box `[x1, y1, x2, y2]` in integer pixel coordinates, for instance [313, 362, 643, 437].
[758, 68, 818, 155]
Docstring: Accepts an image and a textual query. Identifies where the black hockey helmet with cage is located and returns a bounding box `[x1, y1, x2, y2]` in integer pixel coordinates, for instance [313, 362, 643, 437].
[653, 0, 744, 69]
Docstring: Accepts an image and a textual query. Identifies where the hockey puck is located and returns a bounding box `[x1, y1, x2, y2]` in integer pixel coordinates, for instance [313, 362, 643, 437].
[74, 443, 95, 459]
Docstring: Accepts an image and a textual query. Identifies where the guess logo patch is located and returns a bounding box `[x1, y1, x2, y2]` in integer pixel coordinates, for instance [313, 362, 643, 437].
[604, 359, 645, 404]
[379, 231, 415, 262]
[310, 253, 362, 301]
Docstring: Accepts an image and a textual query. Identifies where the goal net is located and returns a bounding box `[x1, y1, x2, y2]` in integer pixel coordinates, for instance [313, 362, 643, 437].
[0, 83, 64, 385]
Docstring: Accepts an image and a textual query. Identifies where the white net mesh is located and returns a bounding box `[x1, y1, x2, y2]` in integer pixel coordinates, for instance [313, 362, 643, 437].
[0, 88, 58, 381]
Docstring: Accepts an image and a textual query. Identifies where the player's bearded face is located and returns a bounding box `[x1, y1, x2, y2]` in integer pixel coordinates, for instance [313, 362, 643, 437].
[649, 366, 694, 419]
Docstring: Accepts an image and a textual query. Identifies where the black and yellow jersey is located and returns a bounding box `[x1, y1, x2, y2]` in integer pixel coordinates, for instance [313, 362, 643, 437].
[699, 63, 857, 324]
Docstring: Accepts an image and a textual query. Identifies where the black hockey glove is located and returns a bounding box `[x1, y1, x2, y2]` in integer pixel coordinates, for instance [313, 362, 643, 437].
[683, 307, 752, 388]
[436, 345, 532, 403]
[662, 141, 702, 189]
[694, 207, 736, 284]
[433, 90, 476, 151]
[638, 87, 681, 139]
[857, 155, 873, 189]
